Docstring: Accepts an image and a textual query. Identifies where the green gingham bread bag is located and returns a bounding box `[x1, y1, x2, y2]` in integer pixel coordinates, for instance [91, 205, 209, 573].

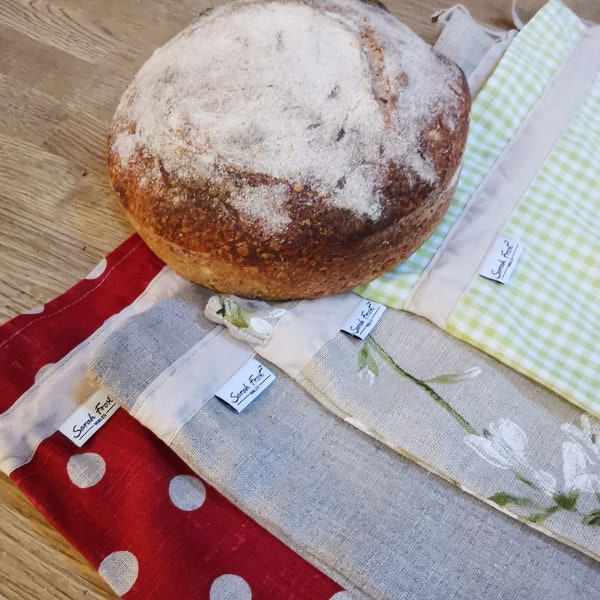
[358, 0, 600, 418]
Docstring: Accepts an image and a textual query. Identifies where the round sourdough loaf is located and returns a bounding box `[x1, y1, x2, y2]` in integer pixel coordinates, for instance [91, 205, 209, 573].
[108, 0, 470, 300]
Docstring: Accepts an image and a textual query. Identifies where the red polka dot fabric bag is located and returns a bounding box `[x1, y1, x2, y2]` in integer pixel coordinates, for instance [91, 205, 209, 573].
[0, 235, 346, 599]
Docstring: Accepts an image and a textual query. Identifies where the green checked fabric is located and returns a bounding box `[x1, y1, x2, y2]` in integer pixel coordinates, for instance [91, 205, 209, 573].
[356, 0, 585, 308]
[446, 69, 600, 416]
[358, 0, 600, 418]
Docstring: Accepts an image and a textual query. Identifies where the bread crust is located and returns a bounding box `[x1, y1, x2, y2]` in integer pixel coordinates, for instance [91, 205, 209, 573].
[108, 0, 471, 300]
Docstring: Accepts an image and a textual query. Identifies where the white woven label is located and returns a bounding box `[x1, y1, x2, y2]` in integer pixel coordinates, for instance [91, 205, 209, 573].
[215, 358, 276, 413]
[59, 389, 119, 447]
[341, 299, 386, 339]
[479, 237, 524, 284]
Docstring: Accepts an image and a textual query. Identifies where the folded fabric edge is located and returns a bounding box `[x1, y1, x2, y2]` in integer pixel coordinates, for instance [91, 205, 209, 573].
[203, 292, 366, 379]
[0, 267, 189, 474]
[127, 328, 255, 444]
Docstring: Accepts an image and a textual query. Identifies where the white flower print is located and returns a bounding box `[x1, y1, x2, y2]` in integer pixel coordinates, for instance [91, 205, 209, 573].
[465, 419, 557, 495]
[561, 414, 600, 461]
[465, 419, 527, 469]
[246, 308, 287, 341]
[248, 317, 275, 339]
[205, 295, 289, 345]
[561, 415, 600, 495]
[562, 441, 600, 494]
[358, 367, 376, 387]
[352, 336, 600, 527]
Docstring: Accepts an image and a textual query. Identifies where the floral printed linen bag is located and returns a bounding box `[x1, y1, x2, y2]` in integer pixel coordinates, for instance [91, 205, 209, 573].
[203, 291, 600, 563]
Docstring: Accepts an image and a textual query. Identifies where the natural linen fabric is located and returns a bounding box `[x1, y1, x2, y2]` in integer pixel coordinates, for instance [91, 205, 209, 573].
[357, 0, 600, 418]
[89, 283, 600, 600]
[205, 293, 600, 562]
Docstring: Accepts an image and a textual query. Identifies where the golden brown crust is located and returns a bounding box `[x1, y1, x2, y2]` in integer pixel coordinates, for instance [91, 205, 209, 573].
[107, 0, 471, 300]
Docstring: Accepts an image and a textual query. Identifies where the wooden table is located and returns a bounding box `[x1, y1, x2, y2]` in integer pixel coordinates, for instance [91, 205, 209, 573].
[1, 0, 599, 597]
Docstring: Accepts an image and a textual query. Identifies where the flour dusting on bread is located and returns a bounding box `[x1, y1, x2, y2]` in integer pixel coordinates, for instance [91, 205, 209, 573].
[112, 0, 461, 227]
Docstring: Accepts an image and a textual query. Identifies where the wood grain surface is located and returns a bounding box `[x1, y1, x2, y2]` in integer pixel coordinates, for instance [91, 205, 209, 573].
[1, 0, 598, 598]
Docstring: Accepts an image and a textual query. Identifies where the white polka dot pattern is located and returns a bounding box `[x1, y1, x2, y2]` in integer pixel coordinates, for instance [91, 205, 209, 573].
[86, 258, 108, 280]
[210, 574, 252, 600]
[67, 453, 106, 488]
[24, 304, 45, 315]
[169, 475, 206, 511]
[34, 363, 55, 383]
[99, 551, 139, 595]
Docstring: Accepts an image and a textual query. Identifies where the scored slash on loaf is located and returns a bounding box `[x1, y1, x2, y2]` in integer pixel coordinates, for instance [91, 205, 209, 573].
[108, 0, 470, 300]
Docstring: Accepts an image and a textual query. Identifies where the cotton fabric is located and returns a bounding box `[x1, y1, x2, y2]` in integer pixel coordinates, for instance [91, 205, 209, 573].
[358, 0, 600, 417]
